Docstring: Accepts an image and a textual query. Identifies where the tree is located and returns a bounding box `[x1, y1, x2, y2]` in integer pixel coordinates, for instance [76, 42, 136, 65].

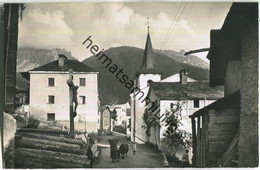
[142, 108, 160, 147]
[163, 102, 192, 155]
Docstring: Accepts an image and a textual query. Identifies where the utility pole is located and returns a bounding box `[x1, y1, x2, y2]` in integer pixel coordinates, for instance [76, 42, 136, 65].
[67, 69, 75, 137]
[133, 81, 136, 143]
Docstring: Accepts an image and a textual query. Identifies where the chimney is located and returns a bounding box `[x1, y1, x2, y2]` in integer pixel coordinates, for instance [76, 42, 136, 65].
[58, 54, 67, 68]
[180, 69, 189, 85]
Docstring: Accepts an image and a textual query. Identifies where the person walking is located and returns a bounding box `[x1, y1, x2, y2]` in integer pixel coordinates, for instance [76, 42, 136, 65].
[87, 145, 94, 168]
[132, 142, 136, 155]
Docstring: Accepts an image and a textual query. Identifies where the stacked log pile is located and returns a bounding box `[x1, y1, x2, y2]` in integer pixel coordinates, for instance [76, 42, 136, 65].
[14, 129, 90, 168]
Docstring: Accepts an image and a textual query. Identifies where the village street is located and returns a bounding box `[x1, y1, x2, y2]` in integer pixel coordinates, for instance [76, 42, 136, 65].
[94, 133, 163, 168]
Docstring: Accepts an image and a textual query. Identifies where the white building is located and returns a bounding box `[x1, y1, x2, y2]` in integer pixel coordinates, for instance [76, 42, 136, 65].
[29, 55, 99, 131]
[130, 30, 224, 146]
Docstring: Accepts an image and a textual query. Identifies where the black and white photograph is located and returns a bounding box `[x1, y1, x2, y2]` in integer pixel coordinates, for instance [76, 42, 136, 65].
[0, 1, 258, 168]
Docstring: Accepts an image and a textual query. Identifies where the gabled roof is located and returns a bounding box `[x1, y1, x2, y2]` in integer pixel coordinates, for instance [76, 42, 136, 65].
[149, 81, 224, 100]
[30, 60, 97, 73]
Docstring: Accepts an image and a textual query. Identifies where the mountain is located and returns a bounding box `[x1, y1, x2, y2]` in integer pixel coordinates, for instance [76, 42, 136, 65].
[17, 47, 77, 72]
[16, 46, 210, 105]
[82, 46, 209, 105]
[154, 49, 209, 69]
[16, 47, 78, 89]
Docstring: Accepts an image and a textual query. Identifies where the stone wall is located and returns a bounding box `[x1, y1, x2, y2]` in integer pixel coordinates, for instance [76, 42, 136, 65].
[238, 13, 258, 167]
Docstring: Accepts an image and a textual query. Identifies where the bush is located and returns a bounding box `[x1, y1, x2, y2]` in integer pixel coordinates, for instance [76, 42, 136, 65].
[166, 154, 183, 167]
[13, 109, 29, 128]
[26, 116, 40, 128]
[13, 114, 27, 128]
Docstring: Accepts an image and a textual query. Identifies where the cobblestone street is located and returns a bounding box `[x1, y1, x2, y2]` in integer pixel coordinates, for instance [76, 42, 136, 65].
[94, 133, 163, 168]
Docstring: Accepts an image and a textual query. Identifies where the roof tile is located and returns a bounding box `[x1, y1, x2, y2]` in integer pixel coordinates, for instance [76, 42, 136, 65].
[150, 81, 224, 100]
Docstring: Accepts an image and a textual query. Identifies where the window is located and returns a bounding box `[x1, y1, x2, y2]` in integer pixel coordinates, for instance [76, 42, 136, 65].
[48, 95, 55, 104]
[48, 78, 54, 86]
[47, 113, 55, 121]
[79, 78, 86, 86]
[79, 96, 86, 104]
[193, 99, 200, 108]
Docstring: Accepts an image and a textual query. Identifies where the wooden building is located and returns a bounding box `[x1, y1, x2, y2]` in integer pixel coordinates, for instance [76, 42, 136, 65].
[189, 3, 258, 167]
[189, 91, 240, 167]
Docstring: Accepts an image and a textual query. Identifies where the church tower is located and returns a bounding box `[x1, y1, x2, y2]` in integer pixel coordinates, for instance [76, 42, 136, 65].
[136, 29, 162, 89]
[131, 26, 162, 143]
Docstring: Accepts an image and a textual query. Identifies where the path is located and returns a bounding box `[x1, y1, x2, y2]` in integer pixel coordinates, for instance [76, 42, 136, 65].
[94, 133, 163, 168]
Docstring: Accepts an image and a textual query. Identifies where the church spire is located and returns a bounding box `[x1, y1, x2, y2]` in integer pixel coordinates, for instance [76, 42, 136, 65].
[147, 17, 150, 33]
[141, 20, 155, 70]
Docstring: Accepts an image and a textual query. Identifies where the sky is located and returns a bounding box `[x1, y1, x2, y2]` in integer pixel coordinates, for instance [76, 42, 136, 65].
[18, 2, 232, 62]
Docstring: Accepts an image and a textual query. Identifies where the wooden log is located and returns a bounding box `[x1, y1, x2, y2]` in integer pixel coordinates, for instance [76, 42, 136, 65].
[208, 109, 239, 116]
[15, 138, 85, 154]
[209, 134, 234, 141]
[209, 130, 237, 136]
[17, 136, 81, 150]
[184, 48, 210, 56]
[209, 115, 239, 124]
[19, 132, 84, 145]
[15, 155, 84, 168]
[15, 155, 53, 168]
[208, 123, 238, 132]
[15, 148, 90, 166]
[17, 128, 69, 135]
[209, 141, 229, 152]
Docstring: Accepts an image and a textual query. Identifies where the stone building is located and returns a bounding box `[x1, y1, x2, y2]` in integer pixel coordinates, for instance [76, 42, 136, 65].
[189, 3, 258, 167]
[28, 55, 99, 131]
